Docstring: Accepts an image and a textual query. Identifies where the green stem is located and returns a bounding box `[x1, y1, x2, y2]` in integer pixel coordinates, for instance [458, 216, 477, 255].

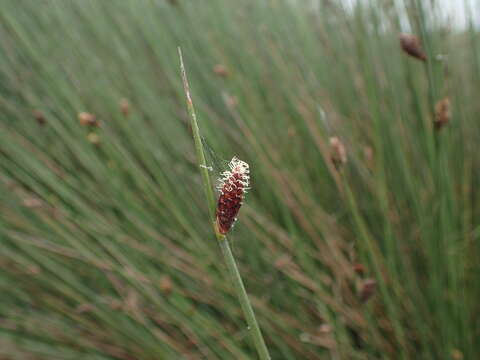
[219, 239, 271, 360]
[178, 47, 271, 360]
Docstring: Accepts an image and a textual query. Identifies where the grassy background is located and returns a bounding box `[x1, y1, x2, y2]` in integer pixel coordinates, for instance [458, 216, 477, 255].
[1, 0, 479, 359]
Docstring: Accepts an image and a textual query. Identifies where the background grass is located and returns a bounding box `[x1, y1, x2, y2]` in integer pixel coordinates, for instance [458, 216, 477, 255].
[1, 0, 479, 359]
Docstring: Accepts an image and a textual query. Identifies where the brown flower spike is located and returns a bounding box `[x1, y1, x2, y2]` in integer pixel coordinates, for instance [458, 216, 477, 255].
[78, 112, 99, 127]
[213, 64, 229, 78]
[434, 97, 451, 130]
[215, 157, 250, 235]
[120, 98, 130, 117]
[359, 278, 377, 303]
[400, 33, 427, 61]
[329, 136, 347, 170]
[33, 110, 46, 125]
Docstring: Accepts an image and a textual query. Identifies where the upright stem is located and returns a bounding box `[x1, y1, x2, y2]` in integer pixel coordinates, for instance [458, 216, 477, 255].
[219, 239, 271, 360]
[178, 47, 271, 360]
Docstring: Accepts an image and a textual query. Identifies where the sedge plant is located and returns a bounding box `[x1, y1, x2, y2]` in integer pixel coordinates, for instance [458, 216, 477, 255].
[178, 48, 271, 360]
[1, 1, 480, 358]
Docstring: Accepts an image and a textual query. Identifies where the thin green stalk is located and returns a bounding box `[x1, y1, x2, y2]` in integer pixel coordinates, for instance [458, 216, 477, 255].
[218, 239, 271, 360]
[178, 48, 217, 224]
[178, 47, 271, 360]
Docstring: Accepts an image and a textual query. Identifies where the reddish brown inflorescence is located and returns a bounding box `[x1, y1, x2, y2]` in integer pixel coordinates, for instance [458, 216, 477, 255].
[399, 33, 427, 62]
[215, 157, 250, 235]
[329, 136, 347, 170]
[434, 97, 451, 130]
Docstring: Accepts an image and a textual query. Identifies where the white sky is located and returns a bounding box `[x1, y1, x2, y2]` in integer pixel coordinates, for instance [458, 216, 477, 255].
[342, 0, 479, 28]
[438, 0, 478, 27]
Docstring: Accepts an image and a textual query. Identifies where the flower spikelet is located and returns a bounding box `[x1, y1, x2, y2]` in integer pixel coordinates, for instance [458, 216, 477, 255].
[434, 97, 451, 130]
[400, 33, 427, 61]
[215, 157, 250, 235]
[329, 136, 347, 170]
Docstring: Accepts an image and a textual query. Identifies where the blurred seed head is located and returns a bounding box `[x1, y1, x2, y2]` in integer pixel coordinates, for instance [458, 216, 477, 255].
[28, 265, 41, 275]
[159, 275, 173, 295]
[434, 97, 451, 130]
[353, 263, 366, 276]
[75, 303, 95, 314]
[87, 132, 100, 145]
[226, 95, 238, 109]
[359, 278, 377, 303]
[33, 110, 46, 125]
[318, 323, 331, 334]
[222, 92, 238, 109]
[109, 298, 123, 310]
[78, 112, 99, 127]
[329, 136, 347, 170]
[22, 198, 43, 208]
[400, 33, 427, 61]
[213, 64, 229, 78]
[363, 146, 374, 169]
[120, 98, 130, 117]
[274, 255, 292, 270]
[451, 349, 464, 360]
[287, 126, 296, 138]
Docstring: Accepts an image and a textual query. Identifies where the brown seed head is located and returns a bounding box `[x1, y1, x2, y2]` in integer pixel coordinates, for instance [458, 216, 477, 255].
[78, 112, 99, 127]
[363, 146, 374, 169]
[353, 263, 366, 276]
[359, 278, 377, 303]
[120, 98, 130, 117]
[274, 255, 292, 270]
[87, 132, 100, 145]
[213, 64, 229, 78]
[22, 198, 43, 208]
[33, 110, 46, 125]
[216, 157, 249, 235]
[400, 33, 427, 61]
[28, 265, 41, 275]
[159, 275, 173, 295]
[318, 323, 332, 334]
[434, 97, 451, 130]
[329, 136, 347, 170]
[226, 95, 238, 109]
[451, 349, 464, 360]
[75, 303, 95, 314]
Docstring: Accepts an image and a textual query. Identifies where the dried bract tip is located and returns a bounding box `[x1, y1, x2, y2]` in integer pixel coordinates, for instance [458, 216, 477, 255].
[78, 112, 99, 127]
[400, 33, 427, 61]
[33, 110, 46, 125]
[216, 157, 250, 235]
[120, 98, 130, 117]
[329, 136, 347, 170]
[359, 278, 377, 303]
[434, 97, 451, 130]
[213, 64, 229, 78]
